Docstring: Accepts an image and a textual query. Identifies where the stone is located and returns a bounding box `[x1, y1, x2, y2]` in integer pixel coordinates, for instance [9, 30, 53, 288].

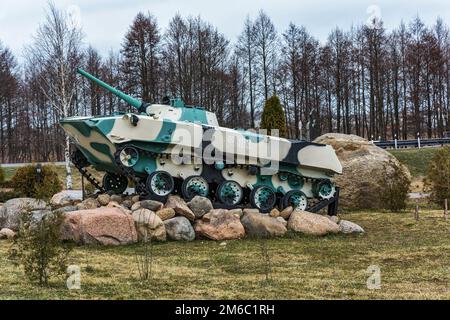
[54, 205, 78, 215]
[132, 209, 166, 242]
[288, 210, 340, 236]
[269, 208, 280, 218]
[327, 215, 340, 224]
[77, 198, 100, 210]
[30, 209, 53, 224]
[187, 196, 214, 219]
[0, 198, 47, 231]
[165, 195, 195, 221]
[62, 207, 137, 245]
[276, 216, 287, 227]
[241, 212, 287, 238]
[107, 201, 120, 208]
[194, 209, 245, 240]
[314, 133, 411, 209]
[105, 201, 131, 215]
[110, 194, 123, 204]
[97, 194, 111, 206]
[131, 195, 140, 203]
[243, 208, 260, 215]
[140, 200, 164, 212]
[50, 190, 83, 207]
[0, 228, 16, 240]
[279, 206, 294, 220]
[202, 212, 211, 222]
[156, 208, 176, 221]
[338, 220, 365, 234]
[131, 202, 141, 211]
[229, 208, 243, 218]
[164, 216, 195, 241]
[122, 200, 133, 209]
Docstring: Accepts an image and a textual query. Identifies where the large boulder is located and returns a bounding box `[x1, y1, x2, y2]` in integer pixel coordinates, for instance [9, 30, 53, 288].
[241, 212, 287, 238]
[188, 196, 214, 219]
[194, 209, 245, 240]
[338, 220, 365, 234]
[314, 133, 411, 209]
[62, 207, 137, 245]
[164, 216, 195, 241]
[288, 210, 339, 236]
[165, 195, 195, 221]
[50, 190, 83, 207]
[132, 209, 166, 242]
[0, 198, 47, 231]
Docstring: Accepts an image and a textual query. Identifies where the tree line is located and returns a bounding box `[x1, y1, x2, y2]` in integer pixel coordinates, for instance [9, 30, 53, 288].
[1, 3, 450, 163]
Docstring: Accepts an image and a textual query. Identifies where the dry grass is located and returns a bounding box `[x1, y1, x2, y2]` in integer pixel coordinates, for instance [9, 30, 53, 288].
[0, 209, 449, 300]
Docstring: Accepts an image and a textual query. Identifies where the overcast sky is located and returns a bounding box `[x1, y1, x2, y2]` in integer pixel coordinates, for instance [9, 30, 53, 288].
[1, 0, 449, 59]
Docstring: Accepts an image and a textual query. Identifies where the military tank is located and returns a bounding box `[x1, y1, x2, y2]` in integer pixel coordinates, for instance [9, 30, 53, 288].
[60, 68, 342, 213]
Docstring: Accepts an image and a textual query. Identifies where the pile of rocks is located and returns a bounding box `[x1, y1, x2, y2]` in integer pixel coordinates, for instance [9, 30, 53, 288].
[0, 192, 364, 245]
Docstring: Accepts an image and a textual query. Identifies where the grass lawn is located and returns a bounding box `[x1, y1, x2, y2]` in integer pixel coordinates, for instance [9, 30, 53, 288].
[389, 147, 443, 193]
[0, 209, 449, 300]
[389, 147, 439, 177]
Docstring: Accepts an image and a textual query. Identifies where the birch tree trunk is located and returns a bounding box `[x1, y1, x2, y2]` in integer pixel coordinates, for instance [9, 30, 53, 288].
[65, 134, 72, 189]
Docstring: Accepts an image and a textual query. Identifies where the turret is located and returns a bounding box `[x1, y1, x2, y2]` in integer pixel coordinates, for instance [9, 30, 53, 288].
[77, 68, 147, 112]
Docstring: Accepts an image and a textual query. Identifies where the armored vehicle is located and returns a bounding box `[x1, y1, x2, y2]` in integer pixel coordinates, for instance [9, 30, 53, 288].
[61, 69, 342, 213]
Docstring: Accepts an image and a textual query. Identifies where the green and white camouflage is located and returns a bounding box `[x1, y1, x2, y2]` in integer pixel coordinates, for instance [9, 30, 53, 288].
[60, 68, 342, 213]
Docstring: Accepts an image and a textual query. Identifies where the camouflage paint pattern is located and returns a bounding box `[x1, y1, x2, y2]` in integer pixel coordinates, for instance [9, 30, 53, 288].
[60, 68, 343, 202]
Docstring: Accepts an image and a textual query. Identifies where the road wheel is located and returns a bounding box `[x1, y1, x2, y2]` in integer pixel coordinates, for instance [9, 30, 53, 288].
[181, 176, 209, 201]
[282, 190, 308, 210]
[102, 172, 128, 194]
[146, 171, 174, 201]
[250, 185, 276, 213]
[216, 180, 243, 208]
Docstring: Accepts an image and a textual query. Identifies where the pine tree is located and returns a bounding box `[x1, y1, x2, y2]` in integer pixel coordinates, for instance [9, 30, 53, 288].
[260, 95, 287, 138]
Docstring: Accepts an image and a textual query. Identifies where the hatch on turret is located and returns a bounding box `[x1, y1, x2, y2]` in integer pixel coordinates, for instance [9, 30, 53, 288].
[145, 98, 218, 126]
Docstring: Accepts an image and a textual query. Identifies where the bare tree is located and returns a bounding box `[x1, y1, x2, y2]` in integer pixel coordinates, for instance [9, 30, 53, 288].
[236, 16, 257, 128]
[0, 42, 19, 162]
[121, 12, 161, 103]
[24, 2, 84, 189]
[253, 11, 278, 102]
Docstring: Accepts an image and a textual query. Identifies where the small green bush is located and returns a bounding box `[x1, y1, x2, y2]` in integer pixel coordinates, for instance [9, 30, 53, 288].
[425, 146, 450, 207]
[260, 95, 287, 138]
[11, 165, 62, 201]
[8, 210, 71, 286]
[378, 160, 411, 212]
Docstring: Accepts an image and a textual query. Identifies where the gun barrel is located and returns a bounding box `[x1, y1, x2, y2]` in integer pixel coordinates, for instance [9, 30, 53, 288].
[77, 68, 143, 110]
